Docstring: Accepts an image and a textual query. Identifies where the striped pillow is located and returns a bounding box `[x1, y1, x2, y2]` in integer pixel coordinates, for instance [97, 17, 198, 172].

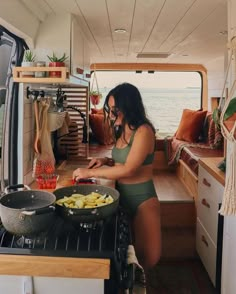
[208, 117, 223, 149]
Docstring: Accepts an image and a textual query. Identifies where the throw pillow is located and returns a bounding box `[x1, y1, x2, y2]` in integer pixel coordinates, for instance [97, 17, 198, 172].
[175, 109, 207, 143]
[91, 108, 104, 115]
[89, 114, 114, 145]
[208, 116, 223, 149]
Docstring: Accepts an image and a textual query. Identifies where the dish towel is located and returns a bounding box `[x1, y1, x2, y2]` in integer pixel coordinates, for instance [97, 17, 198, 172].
[127, 245, 143, 270]
[126, 245, 146, 293]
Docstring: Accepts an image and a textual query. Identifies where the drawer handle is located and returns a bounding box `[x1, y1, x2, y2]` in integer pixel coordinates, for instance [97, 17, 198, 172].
[201, 235, 209, 247]
[203, 178, 211, 187]
[201, 198, 210, 208]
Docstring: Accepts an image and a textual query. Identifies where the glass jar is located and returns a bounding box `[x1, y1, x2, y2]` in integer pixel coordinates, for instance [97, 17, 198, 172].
[35, 61, 46, 78]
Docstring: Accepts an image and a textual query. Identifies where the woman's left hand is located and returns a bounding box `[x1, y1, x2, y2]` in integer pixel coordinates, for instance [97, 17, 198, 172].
[73, 168, 92, 181]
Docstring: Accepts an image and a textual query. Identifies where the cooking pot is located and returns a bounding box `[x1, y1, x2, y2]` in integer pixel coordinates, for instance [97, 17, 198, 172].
[0, 184, 56, 236]
[53, 184, 120, 225]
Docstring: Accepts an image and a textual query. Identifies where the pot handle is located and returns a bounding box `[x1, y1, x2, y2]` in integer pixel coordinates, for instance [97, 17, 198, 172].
[4, 184, 31, 194]
[21, 205, 55, 216]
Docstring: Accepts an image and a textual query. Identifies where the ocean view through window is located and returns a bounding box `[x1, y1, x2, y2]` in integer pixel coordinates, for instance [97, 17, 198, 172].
[91, 71, 202, 138]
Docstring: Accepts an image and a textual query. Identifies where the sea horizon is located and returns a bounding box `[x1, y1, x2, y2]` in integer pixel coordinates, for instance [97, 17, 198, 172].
[95, 87, 201, 137]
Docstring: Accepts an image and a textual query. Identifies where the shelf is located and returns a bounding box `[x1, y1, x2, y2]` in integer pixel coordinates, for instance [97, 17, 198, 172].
[13, 66, 69, 83]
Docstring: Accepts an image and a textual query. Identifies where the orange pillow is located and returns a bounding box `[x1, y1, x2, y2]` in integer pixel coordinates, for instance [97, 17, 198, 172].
[175, 109, 207, 142]
[91, 108, 104, 115]
[89, 114, 114, 145]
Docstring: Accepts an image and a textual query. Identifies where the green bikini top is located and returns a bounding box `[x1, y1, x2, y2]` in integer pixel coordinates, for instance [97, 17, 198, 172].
[112, 130, 155, 165]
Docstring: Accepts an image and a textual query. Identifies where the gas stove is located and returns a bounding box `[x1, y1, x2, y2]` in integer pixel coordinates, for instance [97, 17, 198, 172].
[0, 208, 133, 293]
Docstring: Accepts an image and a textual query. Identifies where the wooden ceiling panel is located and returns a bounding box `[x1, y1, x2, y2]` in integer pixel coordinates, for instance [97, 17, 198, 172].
[21, 0, 49, 21]
[74, 0, 114, 58]
[43, 0, 78, 14]
[128, 0, 166, 55]
[107, 0, 135, 56]
[142, 0, 196, 53]
[158, 0, 223, 53]
[170, 3, 227, 62]
[20, 0, 227, 65]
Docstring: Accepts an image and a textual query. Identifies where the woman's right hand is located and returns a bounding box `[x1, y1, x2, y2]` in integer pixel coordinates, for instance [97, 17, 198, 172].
[88, 157, 107, 169]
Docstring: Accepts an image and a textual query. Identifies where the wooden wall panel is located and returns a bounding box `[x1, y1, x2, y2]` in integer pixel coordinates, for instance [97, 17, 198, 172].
[58, 86, 89, 159]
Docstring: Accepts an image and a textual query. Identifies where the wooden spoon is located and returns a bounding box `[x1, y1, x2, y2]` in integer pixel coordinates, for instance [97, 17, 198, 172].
[34, 100, 41, 154]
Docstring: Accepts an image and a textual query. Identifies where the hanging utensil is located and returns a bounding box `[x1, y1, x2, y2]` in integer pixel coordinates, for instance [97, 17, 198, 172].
[34, 99, 41, 154]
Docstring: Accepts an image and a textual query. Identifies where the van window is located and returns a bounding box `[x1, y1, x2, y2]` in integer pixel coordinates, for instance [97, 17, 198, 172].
[90, 71, 201, 138]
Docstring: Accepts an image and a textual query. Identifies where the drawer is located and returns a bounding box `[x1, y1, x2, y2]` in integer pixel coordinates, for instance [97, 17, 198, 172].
[198, 165, 224, 203]
[197, 166, 224, 244]
[196, 219, 216, 286]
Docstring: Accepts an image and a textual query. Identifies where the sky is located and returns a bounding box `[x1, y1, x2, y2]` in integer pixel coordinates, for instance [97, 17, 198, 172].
[92, 71, 201, 90]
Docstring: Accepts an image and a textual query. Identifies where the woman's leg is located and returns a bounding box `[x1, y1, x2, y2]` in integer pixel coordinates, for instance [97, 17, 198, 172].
[132, 197, 162, 271]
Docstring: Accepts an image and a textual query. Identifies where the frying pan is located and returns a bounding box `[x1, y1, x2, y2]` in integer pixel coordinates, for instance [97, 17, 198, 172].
[53, 184, 120, 225]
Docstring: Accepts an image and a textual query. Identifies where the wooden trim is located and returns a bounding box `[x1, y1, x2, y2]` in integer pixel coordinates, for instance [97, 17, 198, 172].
[0, 255, 110, 279]
[177, 159, 198, 200]
[201, 70, 208, 110]
[90, 63, 207, 73]
[90, 62, 208, 112]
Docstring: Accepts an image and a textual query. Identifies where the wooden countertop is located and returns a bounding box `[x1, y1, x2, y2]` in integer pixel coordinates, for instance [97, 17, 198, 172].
[0, 255, 110, 279]
[199, 157, 225, 186]
[30, 160, 115, 191]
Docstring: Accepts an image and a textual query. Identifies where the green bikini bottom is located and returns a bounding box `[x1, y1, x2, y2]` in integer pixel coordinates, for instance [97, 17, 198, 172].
[115, 180, 157, 216]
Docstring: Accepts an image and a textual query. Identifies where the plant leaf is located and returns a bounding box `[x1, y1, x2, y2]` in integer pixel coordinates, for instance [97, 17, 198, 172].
[223, 97, 236, 121]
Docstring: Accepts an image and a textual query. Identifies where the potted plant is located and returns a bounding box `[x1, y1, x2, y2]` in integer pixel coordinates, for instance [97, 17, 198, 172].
[90, 90, 102, 108]
[21, 50, 36, 77]
[47, 52, 68, 77]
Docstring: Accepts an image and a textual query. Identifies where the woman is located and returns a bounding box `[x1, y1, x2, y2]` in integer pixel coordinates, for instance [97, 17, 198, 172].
[73, 83, 161, 281]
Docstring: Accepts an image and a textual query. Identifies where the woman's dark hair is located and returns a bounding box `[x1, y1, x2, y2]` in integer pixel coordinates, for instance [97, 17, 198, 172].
[104, 83, 155, 141]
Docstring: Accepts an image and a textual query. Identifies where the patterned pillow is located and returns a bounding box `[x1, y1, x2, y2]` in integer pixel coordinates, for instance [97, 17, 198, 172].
[208, 116, 223, 149]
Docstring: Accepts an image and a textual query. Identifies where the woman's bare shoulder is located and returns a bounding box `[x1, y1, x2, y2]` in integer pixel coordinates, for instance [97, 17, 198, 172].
[136, 124, 154, 134]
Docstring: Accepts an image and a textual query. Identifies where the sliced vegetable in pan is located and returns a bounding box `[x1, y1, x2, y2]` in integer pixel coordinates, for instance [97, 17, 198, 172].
[56, 192, 114, 209]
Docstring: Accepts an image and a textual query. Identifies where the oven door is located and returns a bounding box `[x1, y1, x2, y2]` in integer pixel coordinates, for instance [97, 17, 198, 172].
[0, 25, 28, 191]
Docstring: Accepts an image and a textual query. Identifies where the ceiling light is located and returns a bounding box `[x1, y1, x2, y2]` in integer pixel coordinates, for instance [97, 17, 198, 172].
[114, 29, 127, 33]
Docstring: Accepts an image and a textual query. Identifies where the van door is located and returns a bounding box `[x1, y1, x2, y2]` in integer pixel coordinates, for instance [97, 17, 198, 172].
[0, 25, 28, 190]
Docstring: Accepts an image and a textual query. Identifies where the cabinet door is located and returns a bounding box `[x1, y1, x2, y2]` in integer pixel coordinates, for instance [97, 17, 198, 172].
[197, 165, 224, 244]
[196, 218, 217, 286]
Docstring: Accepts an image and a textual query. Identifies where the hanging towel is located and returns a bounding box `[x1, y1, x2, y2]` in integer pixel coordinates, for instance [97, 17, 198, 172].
[127, 245, 144, 271]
